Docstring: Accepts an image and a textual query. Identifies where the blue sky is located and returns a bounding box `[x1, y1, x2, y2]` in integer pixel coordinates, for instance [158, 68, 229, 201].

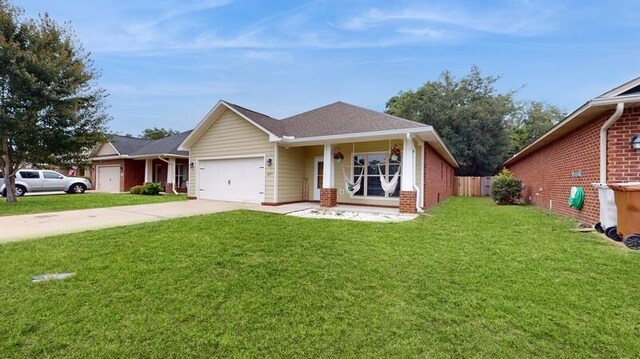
[17, 0, 640, 135]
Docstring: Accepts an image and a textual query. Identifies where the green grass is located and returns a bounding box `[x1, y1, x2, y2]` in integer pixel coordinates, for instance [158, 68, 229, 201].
[0, 193, 187, 217]
[1, 197, 639, 358]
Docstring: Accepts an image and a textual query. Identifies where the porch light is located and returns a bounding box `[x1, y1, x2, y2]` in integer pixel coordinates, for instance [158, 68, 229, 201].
[190, 162, 194, 169]
[632, 135, 640, 151]
[266, 158, 273, 167]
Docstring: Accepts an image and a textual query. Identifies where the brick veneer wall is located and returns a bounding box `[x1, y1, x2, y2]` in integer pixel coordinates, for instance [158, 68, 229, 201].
[399, 191, 417, 213]
[424, 143, 456, 209]
[123, 159, 145, 191]
[320, 188, 337, 207]
[507, 106, 640, 226]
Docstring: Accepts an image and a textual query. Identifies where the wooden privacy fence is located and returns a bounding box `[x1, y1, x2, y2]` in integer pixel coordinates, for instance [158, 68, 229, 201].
[455, 176, 494, 197]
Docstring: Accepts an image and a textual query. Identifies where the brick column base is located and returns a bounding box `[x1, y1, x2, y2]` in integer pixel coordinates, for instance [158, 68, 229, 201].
[320, 188, 337, 207]
[399, 191, 417, 214]
[165, 182, 174, 193]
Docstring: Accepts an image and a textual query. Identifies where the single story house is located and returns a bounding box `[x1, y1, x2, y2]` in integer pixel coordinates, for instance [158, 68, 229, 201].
[90, 131, 192, 193]
[179, 100, 458, 213]
[505, 77, 640, 225]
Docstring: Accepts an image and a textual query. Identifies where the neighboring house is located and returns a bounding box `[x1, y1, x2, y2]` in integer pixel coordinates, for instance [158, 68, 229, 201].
[505, 77, 640, 226]
[90, 131, 192, 193]
[179, 100, 458, 213]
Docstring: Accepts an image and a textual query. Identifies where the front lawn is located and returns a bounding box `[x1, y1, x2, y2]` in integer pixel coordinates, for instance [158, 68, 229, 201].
[1, 198, 639, 357]
[0, 193, 187, 217]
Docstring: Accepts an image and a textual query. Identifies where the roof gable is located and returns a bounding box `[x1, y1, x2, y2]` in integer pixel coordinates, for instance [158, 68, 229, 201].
[95, 142, 119, 156]
[597, 76, 640, 99]
[179, 101, 281, 150]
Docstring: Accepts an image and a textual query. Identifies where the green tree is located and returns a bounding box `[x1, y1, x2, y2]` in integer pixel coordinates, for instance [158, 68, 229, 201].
[140, 127, 179, 140]
[0, 1, 108, 202]
[386, 66, 516, 176]
[508, 101, 565, 155]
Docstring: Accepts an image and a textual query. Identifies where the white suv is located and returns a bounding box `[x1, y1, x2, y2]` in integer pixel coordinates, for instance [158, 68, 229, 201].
[0, 169, 92, 197]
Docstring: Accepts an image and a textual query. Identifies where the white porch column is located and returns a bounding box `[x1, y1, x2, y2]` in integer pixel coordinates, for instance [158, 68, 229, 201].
[400, 134, 416, 191]
[144, 159, 153, 183]
[167, 157, 176, 186]
[322, 143, 335, 188]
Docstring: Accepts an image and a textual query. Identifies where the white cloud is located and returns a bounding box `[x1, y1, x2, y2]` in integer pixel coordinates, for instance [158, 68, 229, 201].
[339, 2, 560, 36]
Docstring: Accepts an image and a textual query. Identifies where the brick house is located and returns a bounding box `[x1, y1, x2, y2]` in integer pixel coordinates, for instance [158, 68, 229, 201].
[90, 132, 191, 193]
[179, 101, 458, 213]
[505, 77, 640, 226]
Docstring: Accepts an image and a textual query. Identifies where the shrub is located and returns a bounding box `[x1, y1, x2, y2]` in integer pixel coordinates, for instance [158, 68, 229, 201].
[129, 185, 144, 195]
[491, 169, 523, 205]
[142, 182, 163, 195]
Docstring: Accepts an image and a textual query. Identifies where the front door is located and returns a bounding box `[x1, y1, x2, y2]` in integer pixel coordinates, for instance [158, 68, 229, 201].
[313, 156, 323, 201]
[154, 164, 162, 184]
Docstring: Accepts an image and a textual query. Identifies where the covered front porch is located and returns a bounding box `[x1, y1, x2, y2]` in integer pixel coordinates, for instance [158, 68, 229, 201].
[140, 157, 189, 193]
[275, 134, 424, 214]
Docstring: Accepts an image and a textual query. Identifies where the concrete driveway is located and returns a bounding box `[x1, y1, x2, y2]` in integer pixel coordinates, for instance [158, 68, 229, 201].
[0, 200, 260, 243]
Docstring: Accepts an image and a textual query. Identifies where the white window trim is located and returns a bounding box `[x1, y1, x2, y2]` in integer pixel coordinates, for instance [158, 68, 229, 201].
[352, 152, 401, 199]
[175, 163, 185, 187]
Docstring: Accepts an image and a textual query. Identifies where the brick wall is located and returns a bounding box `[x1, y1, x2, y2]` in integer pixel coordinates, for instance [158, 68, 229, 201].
[424, 143, 456, 209]
[608, 106, 640, 182]
[507, 105, 640, 226]
[123, 159, 145, 191]
[400, 191, 417, 213]
[320, 188, 337, 207]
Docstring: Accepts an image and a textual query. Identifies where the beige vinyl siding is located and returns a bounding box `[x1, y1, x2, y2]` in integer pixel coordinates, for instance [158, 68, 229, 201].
[188, 109, 275, 201]
[96, 143, 118, 156]
[277, 145, 306, 203]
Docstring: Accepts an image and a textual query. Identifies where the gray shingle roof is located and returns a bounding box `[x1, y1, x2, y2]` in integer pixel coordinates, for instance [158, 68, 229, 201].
[108, 135, 151, 155]
[225, 102, 284, 137]
[279, 101, 428, 138]
[105, 132, 192, 158]
[131, 130, 192, 157]
[225, 101, 427, 138]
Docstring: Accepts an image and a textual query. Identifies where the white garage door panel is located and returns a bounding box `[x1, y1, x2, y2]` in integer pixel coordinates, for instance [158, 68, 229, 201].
[199, 157, 265, 203]
[97, 166, 121, 193]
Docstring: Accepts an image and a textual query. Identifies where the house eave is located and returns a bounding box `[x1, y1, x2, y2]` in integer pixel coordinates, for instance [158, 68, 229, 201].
[275, 127, 459, 168]
[504, 93, 640, 167]
[91, 154, 188, 161]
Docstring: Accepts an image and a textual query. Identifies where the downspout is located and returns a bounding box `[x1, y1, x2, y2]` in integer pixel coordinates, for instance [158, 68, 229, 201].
[157, 156, 179, 195]
[600, 103, 625, 184]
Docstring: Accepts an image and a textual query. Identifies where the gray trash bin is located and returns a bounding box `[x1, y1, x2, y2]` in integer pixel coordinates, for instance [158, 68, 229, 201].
[592, 183, 619, 240]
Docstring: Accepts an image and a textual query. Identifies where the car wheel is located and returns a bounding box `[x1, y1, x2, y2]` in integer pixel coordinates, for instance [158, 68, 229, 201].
[623, 235, 640, 250]
[15, 185, 26, 197]
[0, 189, 5, 197]
[69, 183, 86, 194]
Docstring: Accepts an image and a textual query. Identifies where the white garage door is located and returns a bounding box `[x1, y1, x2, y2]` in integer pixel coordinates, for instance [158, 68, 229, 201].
[198, 157, 265, 203]
[97, 166, 121, 192]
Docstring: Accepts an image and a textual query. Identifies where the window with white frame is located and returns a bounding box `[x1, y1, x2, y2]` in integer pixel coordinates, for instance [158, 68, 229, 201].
[175, 164, 185, 188]
[352, 153, 401, 198]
